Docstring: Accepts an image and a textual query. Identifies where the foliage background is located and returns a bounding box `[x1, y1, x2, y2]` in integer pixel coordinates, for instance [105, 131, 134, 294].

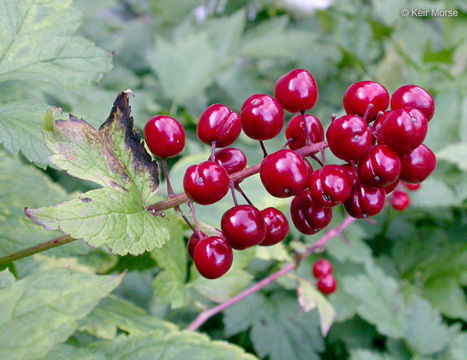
[0, 0, 466, 359]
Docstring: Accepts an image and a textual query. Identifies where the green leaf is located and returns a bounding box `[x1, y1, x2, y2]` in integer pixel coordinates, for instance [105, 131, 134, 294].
[410, 178, 460, 207]
[0, 269, 15, 288]
[404, 296, 454, 356]
[38, 345, 103, 360]
[25, 92, 170, 255]
[349, 349, 395, 360]
[423, 277, 467, 321]
[438, 142, 467, 171]
[0, 150, 87, 257]
[78, 295, 176, 339]
[152, 215, 187, 309]
[342, 261, 406, 338]
[224, 292, 324, 360]
[449, 333, 467, 360]
[0, 268, 122, 360]
[0, 101, 51, 167]
[0, 0, 112, 87]
[297, 278, 336, 336]
[87, 331, 259, 360]
[146, 33, 218, 104]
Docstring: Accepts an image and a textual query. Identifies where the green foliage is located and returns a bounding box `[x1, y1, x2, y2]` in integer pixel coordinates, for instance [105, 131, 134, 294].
[0, 268, 122, 360]
[0, 0, 466, 359]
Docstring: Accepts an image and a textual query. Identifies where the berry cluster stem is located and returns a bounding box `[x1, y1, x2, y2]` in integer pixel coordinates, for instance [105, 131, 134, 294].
[0, 142, 327, 266]
[186, 215, 356, 331]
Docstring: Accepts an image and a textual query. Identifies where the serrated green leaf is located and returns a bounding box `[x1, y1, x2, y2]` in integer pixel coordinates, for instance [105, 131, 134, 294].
[224, 292, 324, 360]
[0, 150, 87, 258]
[152, 214, 187, 309]
[25, 93, 170, 255]
[0, 268, 122, 360]
[78, 295, 176, 339]
[343, 261, 406, 338]
[404, 296, 454, 355]
[423, 277, 467, 321]
[0, 0, 112, 87]
[86, 331, 258, 360]
[297, 278, 336, 336]
[146, 33, 218, 104]
[0, 101, 51, 167]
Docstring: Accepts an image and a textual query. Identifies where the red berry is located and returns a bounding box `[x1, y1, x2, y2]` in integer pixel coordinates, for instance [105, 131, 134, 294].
[384, 180, 400, 194]
[309, 165, 352, 207]
[260, 150, 310, 198]
[357, 145, 401, 187]
[183, 161, 229, 205]
[343, 81, 389, 121]
[399, 144, 436, 183]
[240, 94, 284, 140]
[390, 190, 410, 211]
[144, 115, 185, 158]
[197, 104, 241, 147]
[260, 207, 289, 246]
[312, 259, 333, 278]
[221, 205, 266, 250]
[404, 182, 421, 191]
[341, 164, 358, 187]
[391, 85, 435, 121]
[187, 232, 205, 259]
[213, 147, 247, 174]
[326, 115, 373, 161]
[377, 109, 428, 154]
[317, 274, 337, 295]
[274, 69, 318, 113]
[285, 114, 324, 150]
[193, 236, 233, 279]
[344, 183, 385, 218]
[290, 191, 332, 235]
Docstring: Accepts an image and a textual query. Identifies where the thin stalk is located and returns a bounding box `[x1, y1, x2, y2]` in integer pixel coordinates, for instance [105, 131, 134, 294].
[188, 200, 202, 238]
[259, 141, 268, 157]
[230, 182, 239, 206]
[235, 184, 253, 206]
[210, 141, 217, 162]
[301, 111, 311, 145]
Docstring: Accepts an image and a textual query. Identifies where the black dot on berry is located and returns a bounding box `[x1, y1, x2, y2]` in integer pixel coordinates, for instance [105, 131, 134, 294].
[198, 177, 204, 184]
[362, 213, 368, 218]
[353, 134, 360, 140]
[252, 100, 260, 106]
[374, 175, 381, 181]
[411, 117, 417, 123]
[324, 194, 331, 201]
[284, 188, 290, 194]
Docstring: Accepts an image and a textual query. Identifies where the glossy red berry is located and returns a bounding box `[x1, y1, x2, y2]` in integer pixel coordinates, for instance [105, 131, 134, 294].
[285, 114, 324, 150]
[317, 274, 337, 295]
[344, 183, 386, 218]
[341, 164, 358, 187]
[193, 236, 233, 279]
[260, 208, 289, 246]
[399, 144, 436, 183]
[326, 115, 373, 161]
[309, 165, 352, 207]
[213, 147, 247, 174]
[390, 190, 410, 211]
[197, 104, 241, 147]
[357, 145, 401, 187]
[384, 180, 400, 194]
[221, 205, 266, 250]
[290, 191, 332, 235]
[144, 115, 185, 159]
[274, 69, 318, 113]
[187, 232, 205, 259]
[404, 183, 421, 191]
[260, 150, 310, 198]
[343, 81, 389, 121]
[240, 94, 284, 140]
[377, 109, 428, 154]
[391, 85, 435, 121]
[312, 259, 333, 278]
[183, 161, 230, 205]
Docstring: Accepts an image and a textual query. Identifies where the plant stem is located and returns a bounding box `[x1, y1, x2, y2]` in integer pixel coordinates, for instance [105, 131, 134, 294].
[186, 216, 356, 331]
[211, 141, 217, 162]
[301, 111, 311, 145]
[235, 184, 253, 206]
[188, 201, 202, 238]
[259, 141, 268, 157]
[0, 235, 74, 267]
[230, 182, 239, 206]
[0, 142, 328, 265]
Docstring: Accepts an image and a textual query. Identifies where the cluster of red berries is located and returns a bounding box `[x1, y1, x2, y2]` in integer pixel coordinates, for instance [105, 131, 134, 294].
[144, 68, 436, 280]
[313, 259, 336, 295]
